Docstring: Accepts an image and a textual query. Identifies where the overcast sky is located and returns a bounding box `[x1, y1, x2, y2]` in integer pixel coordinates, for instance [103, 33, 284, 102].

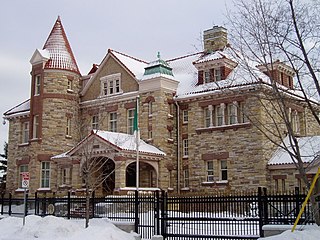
[0, 0, 233, 153]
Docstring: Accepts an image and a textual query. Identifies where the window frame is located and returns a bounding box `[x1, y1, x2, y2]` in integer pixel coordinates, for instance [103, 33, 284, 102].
[92, 115, 99, 130]
[215, 104, 224, 126]
[214, 68, 221, 81]
[182, 138, 189, 157]
[66, 117, 72, 137]
[148, 101, 153, 117]
[127, 109, 135, 134]
[33, 115, 39, 139]
[22, 121, 29, 144]
[219, 160, 228, 181]
[40, 162, 50, 188]
[100, 73, 122, 97]
[207, 161, 214, 182]
[228, 102, 238, 125]
[183, 169, 189, 188]
[182, 110, 189, 123]
[34, 75, 41, 96]
[109, 112, 117, 132]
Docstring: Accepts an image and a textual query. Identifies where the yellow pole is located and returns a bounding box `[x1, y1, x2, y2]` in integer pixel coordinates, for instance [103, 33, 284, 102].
[291, 167, 320, 232]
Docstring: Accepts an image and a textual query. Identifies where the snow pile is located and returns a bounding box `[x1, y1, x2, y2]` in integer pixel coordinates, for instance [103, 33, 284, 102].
[0, 215, 136, 240]
[259, 225, 320, 240]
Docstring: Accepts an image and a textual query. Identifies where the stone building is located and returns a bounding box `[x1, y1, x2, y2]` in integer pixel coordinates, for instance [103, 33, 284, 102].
[4, 17, 320, 197]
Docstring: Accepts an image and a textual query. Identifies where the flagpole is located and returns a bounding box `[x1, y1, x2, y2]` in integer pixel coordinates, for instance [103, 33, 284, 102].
[135, 96, 140, 191]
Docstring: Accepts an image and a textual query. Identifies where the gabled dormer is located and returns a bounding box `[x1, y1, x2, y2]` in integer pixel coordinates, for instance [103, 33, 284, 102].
[193, 26, 237, 86]
[257, 60, 295, 89]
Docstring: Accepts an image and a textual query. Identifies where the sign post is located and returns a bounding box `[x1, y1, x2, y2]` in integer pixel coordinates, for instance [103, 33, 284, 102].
[21, 172, 29, 226]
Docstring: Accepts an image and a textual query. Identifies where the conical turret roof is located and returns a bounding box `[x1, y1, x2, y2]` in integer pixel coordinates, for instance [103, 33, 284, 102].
[43, 16, 80, 74]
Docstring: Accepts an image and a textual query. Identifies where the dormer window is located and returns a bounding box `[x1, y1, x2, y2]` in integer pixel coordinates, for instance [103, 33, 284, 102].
[100, 73, 122, 96]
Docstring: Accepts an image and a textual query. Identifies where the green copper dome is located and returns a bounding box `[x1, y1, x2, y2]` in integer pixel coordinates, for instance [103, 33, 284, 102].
[143, 52, 174, 76]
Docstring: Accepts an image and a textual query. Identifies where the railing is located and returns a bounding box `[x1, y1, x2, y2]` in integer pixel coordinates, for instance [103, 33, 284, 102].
[0, 187, 317, 240]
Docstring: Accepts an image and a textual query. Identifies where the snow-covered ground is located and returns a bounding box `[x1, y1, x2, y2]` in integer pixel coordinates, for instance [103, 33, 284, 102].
[259, 225, 320, 240]
[0, 215, 319, 240]
[0, 215, 138, 240]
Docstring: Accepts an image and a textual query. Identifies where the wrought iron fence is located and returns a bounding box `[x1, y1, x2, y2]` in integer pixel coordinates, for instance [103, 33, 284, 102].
[0, 187, 317, 240]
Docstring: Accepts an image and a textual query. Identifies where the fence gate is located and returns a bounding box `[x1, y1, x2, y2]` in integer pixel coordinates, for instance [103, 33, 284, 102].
[159, 192, 261, 240]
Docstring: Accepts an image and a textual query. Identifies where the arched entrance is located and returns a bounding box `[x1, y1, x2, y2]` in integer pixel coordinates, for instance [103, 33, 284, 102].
[126, 162, 157, 188]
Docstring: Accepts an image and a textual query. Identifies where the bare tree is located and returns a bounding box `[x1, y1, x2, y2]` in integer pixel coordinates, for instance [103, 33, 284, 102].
[227, 0, 320, 223]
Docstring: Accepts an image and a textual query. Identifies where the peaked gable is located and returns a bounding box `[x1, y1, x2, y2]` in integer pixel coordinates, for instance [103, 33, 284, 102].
[80, 49, 147, 100]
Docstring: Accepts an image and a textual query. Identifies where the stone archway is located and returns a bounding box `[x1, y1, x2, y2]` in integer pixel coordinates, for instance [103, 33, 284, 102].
[126, 161, 157, 188]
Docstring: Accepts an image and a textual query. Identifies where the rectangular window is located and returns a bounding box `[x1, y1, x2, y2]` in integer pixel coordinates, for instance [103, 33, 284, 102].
[109, 112, 117, 132]
[19, 165, 28, 188]
[183, 110, 188, 123]
[239, 102, 248, 123]
[60, 167, 71, 185]
[66, 117, 72, 136]
[216, 105, 224, 126]
[220, 160, 228, 181]
[101, 73, 121, 96]
[22, 122, 29, 144]
[183, 169, 189, 188]
[92, 115, 99, 130]
[109, 80, 114, 94]
[204, 70, 211, 83]
[183, 139, 188, 157]
[292, 110, 300, 134]
[67, 79, 73, 91]
[204, 107, 211, 127]
[228, 103, 237, 125]
[148, 101, 153, 116]
[207, 161, 214, 182]
[33, 115, 39, 139]
[148, 128, 153, 139]
[214, 68, 221, 81]
[34, 75, 41, 95]
[127, 109, 135, 134]
[103, 82, 108, 95]
[41, 162, 50, 188]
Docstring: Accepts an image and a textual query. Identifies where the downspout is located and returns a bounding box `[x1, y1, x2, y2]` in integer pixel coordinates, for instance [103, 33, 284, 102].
[174, 100, 181, 194]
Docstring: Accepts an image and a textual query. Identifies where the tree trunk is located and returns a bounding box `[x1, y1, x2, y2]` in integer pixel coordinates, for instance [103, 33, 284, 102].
[85, 183, 90, 228]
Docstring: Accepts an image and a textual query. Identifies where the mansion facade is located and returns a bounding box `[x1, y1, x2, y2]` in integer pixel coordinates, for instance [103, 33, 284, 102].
[4, 17, 320, 196]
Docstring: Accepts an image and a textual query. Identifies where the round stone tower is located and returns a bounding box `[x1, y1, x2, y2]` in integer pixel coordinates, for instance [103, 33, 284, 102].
[28, 17, 81, 192]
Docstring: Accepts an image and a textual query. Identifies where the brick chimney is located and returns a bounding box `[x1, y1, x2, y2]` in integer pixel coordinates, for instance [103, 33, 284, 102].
[203, 26, 228, 53]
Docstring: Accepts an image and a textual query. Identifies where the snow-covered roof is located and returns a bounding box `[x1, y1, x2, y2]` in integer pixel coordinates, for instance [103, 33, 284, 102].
[110, 49, 147, 79]
[3, 99, 30, 118]
[96, 131, 165, 156]
[52, 130, 165, 159]
[42, 16, 80, 73]
[268, 136, 320, 165]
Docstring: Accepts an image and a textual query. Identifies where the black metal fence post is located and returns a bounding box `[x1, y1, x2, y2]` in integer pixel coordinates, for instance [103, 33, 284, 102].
[155, 190, 160, 235]
[35, 192, 38, 215]
[67, 191, 71, 219]
[160, 190, 167, 239]
[8, 193, 12, 216]
[263, 187, 268, 225]
[134, 190, 139, 234]
[91, 191, 95, 218]
[258, 187, 264, 237]
[0, 193, 4, 215]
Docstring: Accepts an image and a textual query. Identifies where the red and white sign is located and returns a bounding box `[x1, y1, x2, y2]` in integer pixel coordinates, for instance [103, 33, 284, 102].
[21, 172, 30, 188]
